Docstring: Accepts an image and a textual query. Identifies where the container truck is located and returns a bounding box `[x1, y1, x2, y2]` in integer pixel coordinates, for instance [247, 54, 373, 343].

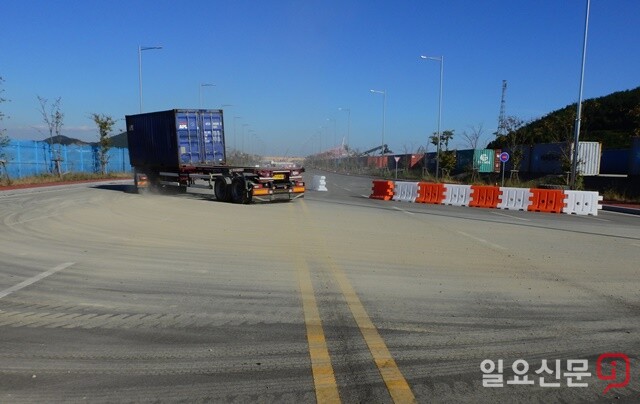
[125, 109, 305, 203]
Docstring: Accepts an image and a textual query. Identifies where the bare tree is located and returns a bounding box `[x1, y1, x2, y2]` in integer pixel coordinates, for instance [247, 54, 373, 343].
[500, 116, 526, 173]
[401, 142, 419, 154]
[0, 77, 10, 183]
[460, 123, 485, 150]
[37, 96, 64, 176]
[91, 113, 117, 175]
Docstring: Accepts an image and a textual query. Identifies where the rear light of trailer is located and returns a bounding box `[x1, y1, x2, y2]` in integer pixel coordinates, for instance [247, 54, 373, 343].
[253, 188, 271, 196]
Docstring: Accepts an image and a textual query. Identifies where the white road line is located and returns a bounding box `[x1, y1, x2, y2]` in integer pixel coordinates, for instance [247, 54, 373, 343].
[361, 194, 370, 198]
[490, 211, 530, 221]
[0, 262, 75, 299]
[457, 231, 506, 250]
[392, 206, 415, 215]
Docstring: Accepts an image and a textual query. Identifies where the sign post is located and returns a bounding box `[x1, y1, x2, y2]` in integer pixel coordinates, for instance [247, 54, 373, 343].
[499, 152, 510, 187]
[394, 156, 400, 179]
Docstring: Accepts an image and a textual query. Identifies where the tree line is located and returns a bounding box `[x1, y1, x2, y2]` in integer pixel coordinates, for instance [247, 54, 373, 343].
[0, 76, 117, 181]
[490, 86, 640, 151]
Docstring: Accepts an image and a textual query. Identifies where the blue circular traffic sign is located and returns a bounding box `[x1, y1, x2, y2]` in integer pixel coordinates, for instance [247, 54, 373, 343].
[499, 152, 510, 163]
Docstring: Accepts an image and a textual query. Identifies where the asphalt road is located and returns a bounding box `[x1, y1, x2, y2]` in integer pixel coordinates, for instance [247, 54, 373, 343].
[0, 172, 639, 403]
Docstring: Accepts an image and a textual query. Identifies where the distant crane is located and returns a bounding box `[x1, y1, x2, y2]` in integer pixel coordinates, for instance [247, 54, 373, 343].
[360, 144, 392, 156]
[496, 80, 508, 137]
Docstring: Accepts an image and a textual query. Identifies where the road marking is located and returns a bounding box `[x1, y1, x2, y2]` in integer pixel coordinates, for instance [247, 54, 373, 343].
[300, 201, 416, 403]
[392, 206, 415, 215]
[289, 203, 340, 403]
[329, 264, 417, 403]
[298, 260, 341, 403]
[0, 262, 75, 299]
[457, 231, 506, 250]
[361, 194, 370, 198]
[491, 211, 530, 221]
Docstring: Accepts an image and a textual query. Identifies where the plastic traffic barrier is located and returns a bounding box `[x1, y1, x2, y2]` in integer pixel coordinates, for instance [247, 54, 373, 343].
[469, 186, 501, 208]
[392, 182, 419, 202]
[528, 189, 566, 213]
[370, 180, 394, 201]
[415, 182, 446, 204]
[562, 190, 603, 216]
[497, 187, 533, 211]
[443, 184, 472, 207]
[310, 175, 328, 191]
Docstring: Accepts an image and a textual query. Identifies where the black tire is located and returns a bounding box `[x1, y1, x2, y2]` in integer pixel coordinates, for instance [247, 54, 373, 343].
[230, 177, 252, 204]
[214, 177, 231, 202]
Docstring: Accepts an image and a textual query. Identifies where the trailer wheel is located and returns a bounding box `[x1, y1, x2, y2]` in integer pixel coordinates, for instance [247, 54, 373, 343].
[230, 177, 253, 204]
[214, 177, 231, 202]
[134, 172, 148, 194]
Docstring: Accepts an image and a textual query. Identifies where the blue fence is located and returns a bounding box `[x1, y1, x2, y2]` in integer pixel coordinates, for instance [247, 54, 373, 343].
[1, 140, 131, 179]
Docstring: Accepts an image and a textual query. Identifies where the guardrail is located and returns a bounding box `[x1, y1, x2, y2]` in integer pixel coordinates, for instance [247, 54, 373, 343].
[371, 180, 603, 216]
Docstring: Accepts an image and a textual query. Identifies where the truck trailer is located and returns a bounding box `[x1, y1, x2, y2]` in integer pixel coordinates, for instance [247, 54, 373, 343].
[125, 109, 305, 203]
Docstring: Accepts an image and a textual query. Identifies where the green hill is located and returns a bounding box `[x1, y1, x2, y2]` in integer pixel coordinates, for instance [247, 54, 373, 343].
[489, 86, 640, 149]
[107, 132, 128, 148]
[43, 135, 90, 146]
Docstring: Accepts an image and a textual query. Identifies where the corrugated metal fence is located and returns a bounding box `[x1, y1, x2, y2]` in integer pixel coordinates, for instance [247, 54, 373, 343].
[1, 140, 131, 179]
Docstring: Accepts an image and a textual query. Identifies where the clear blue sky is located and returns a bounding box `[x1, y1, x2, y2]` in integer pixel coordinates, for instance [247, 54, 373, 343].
[1, 0, 639, 156]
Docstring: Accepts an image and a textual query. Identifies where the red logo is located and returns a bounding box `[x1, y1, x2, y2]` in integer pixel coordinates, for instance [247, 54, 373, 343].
[596, 353, 631, 394]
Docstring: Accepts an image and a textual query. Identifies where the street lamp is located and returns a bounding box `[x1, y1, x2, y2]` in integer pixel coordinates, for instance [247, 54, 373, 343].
[326, 117, 337, 149]
[421, 55, 443, 181]
[338, 107, 351, 152]
[248, 130, 256, 155]
[199, 83, 215, 108]
[242, 123, 249, 155]
[570, 0, 591, 189]
[138, 45, 162, 113]
[370, 89, 386, 156]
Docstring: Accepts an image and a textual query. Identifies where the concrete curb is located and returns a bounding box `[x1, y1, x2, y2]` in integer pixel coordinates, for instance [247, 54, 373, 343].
[602, 205, 640, 216]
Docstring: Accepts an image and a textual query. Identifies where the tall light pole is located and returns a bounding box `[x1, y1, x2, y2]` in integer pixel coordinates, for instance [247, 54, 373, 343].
[319, 125, 327, 156]
[248, 130, 256, 155]
[199, 83, 215, 108]
[338, 107, 351, 152]
[242, 123, 249, 155]
[570, 0, 591, 190]
[138, 45, 162, 113]
[421, 55, 443, 181]
[326, 118, 337, 149]
[233, 116, 242, 152]
[370, 89, 386, 156]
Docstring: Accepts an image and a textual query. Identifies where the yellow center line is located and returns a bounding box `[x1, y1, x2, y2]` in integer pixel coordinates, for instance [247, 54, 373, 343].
[299, 200, 416, 403]
[290, 204, 341, 403]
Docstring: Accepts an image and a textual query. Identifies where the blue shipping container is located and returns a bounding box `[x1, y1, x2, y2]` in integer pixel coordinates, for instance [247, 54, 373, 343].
[630, 137, 640, 176]
[600, 149, 629, 175]
[126, 109, 225, 170]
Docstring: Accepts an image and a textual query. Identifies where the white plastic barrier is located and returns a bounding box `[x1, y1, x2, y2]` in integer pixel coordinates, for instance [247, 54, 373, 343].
[497, 187, 533, 211]
[392, 181, 419, 202]
[562, 190, 603, 216]
[442, 184, 472, 206]
[310, 175, 328, 191]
